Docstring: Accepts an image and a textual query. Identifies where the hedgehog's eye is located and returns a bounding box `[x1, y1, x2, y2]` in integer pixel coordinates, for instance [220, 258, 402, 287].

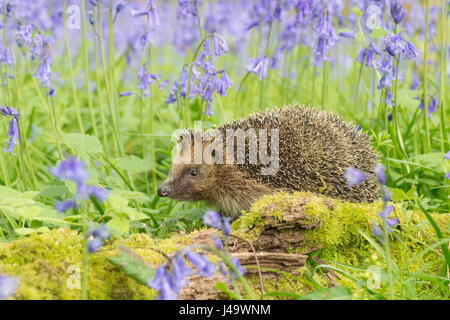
[189, 169, 198, 177]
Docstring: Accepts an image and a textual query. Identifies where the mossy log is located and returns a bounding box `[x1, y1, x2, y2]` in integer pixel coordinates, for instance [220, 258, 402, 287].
[0, 192, 448, 300]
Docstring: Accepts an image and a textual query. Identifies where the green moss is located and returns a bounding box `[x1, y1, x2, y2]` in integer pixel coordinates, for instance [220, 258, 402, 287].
[0, 229, 196, 300]
[1, 192, 448, 300]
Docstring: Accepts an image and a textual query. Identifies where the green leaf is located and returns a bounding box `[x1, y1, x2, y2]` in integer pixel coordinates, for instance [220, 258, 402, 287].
[107, 217, 130, 235]
[116, 155, 153, 174]
[108, 245, 155, 286]
[396, 89, 419, 112]
[63, 133, 104, 155]
[215, 282, 238, 300]
[14, 227, 50, 236]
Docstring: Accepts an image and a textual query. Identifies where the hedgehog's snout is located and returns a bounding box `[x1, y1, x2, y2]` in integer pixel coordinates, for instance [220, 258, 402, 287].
[157, 185, 170, 197]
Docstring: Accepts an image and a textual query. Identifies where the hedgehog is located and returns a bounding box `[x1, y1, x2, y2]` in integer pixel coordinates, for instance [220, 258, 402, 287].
[158, 105, 380, 218]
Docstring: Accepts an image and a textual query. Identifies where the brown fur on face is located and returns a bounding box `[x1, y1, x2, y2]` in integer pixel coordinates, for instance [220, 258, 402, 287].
[159, 136, 276, 217]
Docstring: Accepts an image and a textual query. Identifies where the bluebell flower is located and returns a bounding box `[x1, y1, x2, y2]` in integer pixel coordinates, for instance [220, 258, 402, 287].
[356, 42, 381, 67]
[137, 65, 160, 97]
[378, 205, 399, 229]
[372, 224, 382, 238]
[131, 1, 159, 26]
[203, 210, 222, 229]
[344, 167, 367, 186]
[444, 151, 450, 160]
[148, 265, 178, 300]
[88, 186, 110, 202]
[418, 95, 437, 118]
[246, 56, 270, 81]
[177, 0, 198, 19]
[185, 250, 215, 277]
[211, 234, 223, 250]
[90, 225, 110, 240]
[88, 238, 103, 253]
[51, 157, 89, 185]
[171, 255, 191, 290]
[54, 200, 76, 213]
[374, 164, 386, 185]
[34, 57, 52, 88]
[0, 105, 20, 155]
[445, 172, 450, 180]
[0, 275, 18, 300]
[119, 91, 133, 97]
[390, 1, 406, 25]
[339, 31, 355, 39]
[230, 257, 245, 279]
[384, 33, 403, 57]
[212, 34, 230, 56]
[16, 25, 33, 46]
[222, 218, 231, 237]
[313, 11, 338, 61]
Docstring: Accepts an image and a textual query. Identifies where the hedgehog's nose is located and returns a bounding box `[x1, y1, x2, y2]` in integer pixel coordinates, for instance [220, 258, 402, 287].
[157, 186, 170, 197]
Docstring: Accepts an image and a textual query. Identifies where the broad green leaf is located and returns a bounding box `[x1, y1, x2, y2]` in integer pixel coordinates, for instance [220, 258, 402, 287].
[107, 217, 130, 235]
[116, 155, 153, 174]
[396, 89, 419, 112]
[16, 206, 42, 219]
[63, 133, 103, 155]
[108, 246, 155, 286]
[14, 227, 50, 236]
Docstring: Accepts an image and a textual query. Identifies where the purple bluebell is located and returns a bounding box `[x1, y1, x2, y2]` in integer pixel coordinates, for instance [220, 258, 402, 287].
[445, 172, 450, 180]
[313, 11, 338, 61]
[444, 151, 450, 160]
[339, 31, 355, 39]
[0, 106, 20, 155]
[16, 25, 33, 46]
[171, 255, 191, 290]
[185, 250, 215, 277]
[378, 205, 399, 229]
[212, 72, 232, 96]
[131, 0, 159, 26]
[390, 2, 406, 25]
[51, 157, 89, 185]
[119, 91, 133, 97]
[212, 34, 230, 56]
[0, 275, 18, 300]
[211, 234, 223, 250]
[229, 257, 245, 279]
[374, 164, 386, 185]
[88, 238, 103, 253]
[147, 265, 178, 300]
[402, 40, 419, 60]
[137, 65, 160, 97]
[384, 33, 403, 57]
[34, 57, 52, 88]
[90, 225, 110, 240]
[203, 210, 222, 230]
[246, 56, 270, 81]
[344, 167, 367, 186]
[0, 46, 14, 66]
[222, 218, 231, 237]
[418, 95, 437, 118]
[177, 0, 198, 19]
[54, 200, 76, 213]
[372, 224, 382, 238]
[356, 42, 381, 67]
[88, 186, 110, 202]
